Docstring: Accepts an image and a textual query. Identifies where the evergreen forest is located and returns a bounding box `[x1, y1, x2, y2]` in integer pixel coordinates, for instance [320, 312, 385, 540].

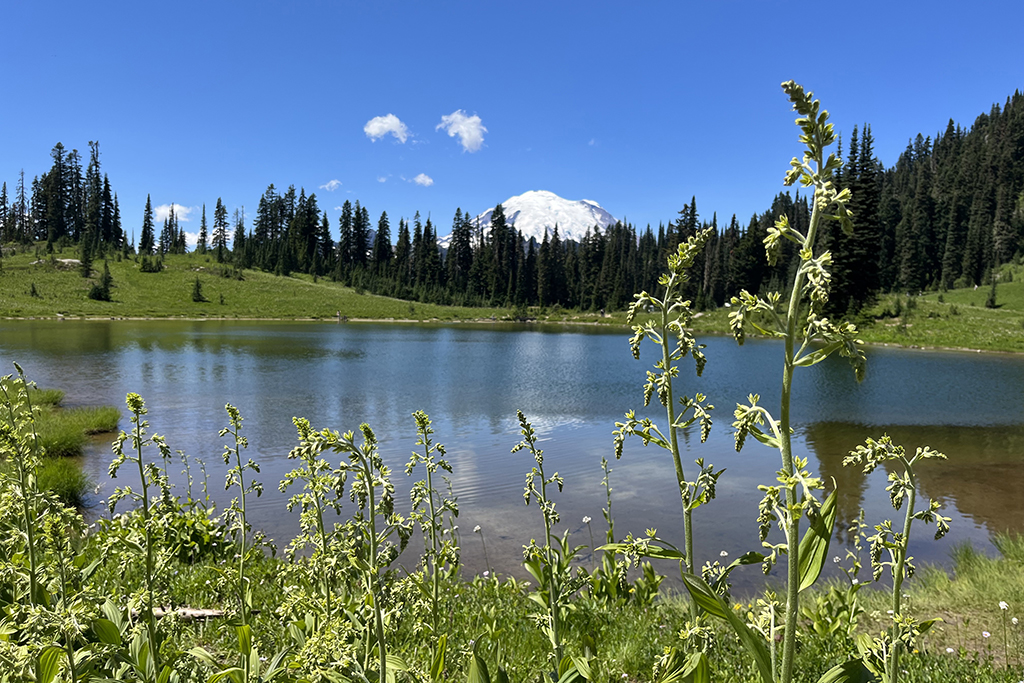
[3, 91, 1024, 316]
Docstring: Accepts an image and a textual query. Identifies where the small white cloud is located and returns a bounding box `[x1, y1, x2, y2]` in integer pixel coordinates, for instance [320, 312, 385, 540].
[377, 176, 388, 183]
[154, 203, 194, 223]
[333, 206, 344, 211]
[436, 110, 487, 152]
[319, 179, 342, 192]
[184, 231, 198, 248]
[413, 173, 434, 187]
[589, 138, 596, 146]
[364, 114, 410, 143]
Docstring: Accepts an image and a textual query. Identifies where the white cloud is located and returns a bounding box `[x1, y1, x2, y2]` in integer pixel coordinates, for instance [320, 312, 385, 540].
[334, 206, 344, 211]
[154, 203, 195, 223]
[436, 110, 487, 152]
[184, 232, 198, 248]
[413, 173, 434, 187]
[319, 179, 342, 192]
[377, 176, 388, 183]
[364, 114, 410, 143]
[588, 138, 596, 146]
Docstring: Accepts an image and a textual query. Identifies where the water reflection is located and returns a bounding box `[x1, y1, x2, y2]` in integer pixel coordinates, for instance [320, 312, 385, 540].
[2, 320, 1023, 588]
[805, 422, 1024, 537]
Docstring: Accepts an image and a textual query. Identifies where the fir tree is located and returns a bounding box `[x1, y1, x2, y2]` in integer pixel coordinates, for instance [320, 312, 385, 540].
[140, 195, 155, 255]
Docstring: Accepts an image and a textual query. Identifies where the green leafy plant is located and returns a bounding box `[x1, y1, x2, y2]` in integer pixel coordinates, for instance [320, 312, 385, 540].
[280, 417, 348, 617]
[705, 80, 864, 683]
[107, 392, 179, 682]
[514, 410, 588, 672]
[220, 404, 264, 628]
[289, 420, 412, 683]
[613, 227, 718, 611]
[844, 436, 951, 683]
[405, 410, 459, 676]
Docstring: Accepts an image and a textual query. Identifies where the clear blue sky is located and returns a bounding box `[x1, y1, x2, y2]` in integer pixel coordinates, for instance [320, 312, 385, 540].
[3, 1, 1023, 242]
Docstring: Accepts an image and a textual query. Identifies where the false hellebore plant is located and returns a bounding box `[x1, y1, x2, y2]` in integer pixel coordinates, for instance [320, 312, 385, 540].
[610, 228, 720, 607]
[678, 81, 868, 683]
[844, 436, 951, 683]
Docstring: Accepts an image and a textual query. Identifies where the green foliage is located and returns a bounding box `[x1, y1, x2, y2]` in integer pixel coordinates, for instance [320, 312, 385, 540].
[514, 410, 588, 668]
[192, 276, 207, 303]
[613, 227, 718, 616]
[844, 436, 952, 683]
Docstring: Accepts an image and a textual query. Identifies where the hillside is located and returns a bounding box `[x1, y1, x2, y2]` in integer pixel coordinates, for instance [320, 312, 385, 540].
[0, 248, 616, 323]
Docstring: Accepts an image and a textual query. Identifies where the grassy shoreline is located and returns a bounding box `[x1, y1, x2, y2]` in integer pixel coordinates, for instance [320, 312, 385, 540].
[4, 248, 1024, 353]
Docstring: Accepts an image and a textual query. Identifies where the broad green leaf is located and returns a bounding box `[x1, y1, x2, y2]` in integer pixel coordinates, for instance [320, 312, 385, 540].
[681, 573, 773, 683]
[569, 655, 592, 681]
[36, 646, 63, 683]
[430, 634, 447, 682]
[679, 652, 710, 683]
[93, 617, 122, 645]
[598, 542, 685, 561]
[815, 658, 874, 683]
[208, 668, 246, 683]
[917, 617, 942, 635]
[798, 489, 838, 592]
[467, 651, 490, 683]
[235, 624, 252, 658]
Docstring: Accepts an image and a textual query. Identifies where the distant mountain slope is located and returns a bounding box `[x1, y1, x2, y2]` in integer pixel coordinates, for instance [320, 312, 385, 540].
[440, 190, 617, 246]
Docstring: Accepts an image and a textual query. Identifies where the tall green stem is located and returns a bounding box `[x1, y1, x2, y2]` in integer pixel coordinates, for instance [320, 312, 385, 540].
[134, 412, 160, 678]
[4, 381, 40, 605]
[659, 288, 695, 618]
[426, 466, 440, 635]
[778, 191, 823, 683]
[889, 461, 916, 683]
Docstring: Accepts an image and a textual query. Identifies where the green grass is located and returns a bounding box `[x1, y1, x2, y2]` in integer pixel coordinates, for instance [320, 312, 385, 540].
[35, 456, 91, 508]
[0, 247, 624, 324]
[34, 405, 121, 457]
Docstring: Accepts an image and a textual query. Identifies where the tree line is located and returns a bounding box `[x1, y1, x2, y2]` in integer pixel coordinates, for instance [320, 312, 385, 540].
[3, 88, 1023, 312]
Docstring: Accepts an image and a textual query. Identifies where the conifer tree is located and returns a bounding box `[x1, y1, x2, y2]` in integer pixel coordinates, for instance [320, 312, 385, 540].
[140, 195, 155, 255]
[372, 211, 392, 273]
[197, 204, 208, 254]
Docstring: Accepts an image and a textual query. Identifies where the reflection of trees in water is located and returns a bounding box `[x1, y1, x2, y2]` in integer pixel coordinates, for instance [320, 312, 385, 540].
[803, 422, 871, 544]
[804, 422, 1024, 539]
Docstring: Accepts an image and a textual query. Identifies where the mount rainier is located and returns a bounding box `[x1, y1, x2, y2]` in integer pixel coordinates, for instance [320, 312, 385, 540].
[440, 190, 617, 246]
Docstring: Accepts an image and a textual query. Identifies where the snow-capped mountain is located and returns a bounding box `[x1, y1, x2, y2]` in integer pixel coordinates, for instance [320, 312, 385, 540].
[440, 190, 617, 247]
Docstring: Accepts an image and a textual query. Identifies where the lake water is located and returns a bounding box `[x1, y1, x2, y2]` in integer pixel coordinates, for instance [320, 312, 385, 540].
[2, 319, 1022, 591]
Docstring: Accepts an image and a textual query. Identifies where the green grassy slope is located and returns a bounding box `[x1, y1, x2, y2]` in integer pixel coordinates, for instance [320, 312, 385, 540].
[4, 246, 1024, 351]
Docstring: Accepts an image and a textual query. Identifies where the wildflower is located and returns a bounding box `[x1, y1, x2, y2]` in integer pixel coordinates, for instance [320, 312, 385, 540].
[474, 525, 481, 533]
[946, 647, 954, 654]
[983, 631, 990, 638]
[852, 578, 859, 585]
[583, 516, 592, 524]
[482, 571, 489, 578]
[1013, 617, 1019, 625]
[1000, 601, 1009, 610]
[833, 556, 840, 563]
[720, 550, 729, 557]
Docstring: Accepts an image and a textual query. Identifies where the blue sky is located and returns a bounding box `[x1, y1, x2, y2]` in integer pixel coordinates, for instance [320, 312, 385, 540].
[3, 1, 1023, 242]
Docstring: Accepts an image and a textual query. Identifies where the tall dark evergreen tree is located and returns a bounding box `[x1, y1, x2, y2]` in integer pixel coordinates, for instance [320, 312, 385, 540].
[140, 195, 155, 255]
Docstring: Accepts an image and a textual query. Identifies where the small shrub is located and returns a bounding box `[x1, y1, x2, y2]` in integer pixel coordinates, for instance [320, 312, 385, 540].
[29, 282, 39, 298]
[191, 276, 206, 302]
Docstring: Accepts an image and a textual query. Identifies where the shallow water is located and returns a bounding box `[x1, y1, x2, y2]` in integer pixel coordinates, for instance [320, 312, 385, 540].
[3, 319, 1022, 591]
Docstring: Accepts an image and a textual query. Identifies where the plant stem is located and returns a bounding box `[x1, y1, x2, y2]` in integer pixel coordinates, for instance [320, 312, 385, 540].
[539, 460, 562, 664]
[134, 408, 160, 678]
[659, 275, 694, 619]
[779, 184, 823, 683]
[4, 381, 40, 605]
[889, 459, 916, 683]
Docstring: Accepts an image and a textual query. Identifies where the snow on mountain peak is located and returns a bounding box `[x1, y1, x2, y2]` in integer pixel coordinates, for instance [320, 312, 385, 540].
[439, 190, 617, 247]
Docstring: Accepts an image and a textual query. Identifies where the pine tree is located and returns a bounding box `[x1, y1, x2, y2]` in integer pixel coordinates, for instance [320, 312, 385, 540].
[372, 211, 392, 273]
[212, 198, 229, 262]
[197, 204, 208, 254]
[140, 195, 155, 255]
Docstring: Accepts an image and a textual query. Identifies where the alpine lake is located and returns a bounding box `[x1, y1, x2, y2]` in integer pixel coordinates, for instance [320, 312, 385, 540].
[2, 318, 1022, 593]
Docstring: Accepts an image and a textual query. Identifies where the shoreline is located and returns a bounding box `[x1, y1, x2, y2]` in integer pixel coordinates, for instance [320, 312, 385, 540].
[3, 313, 1022, 356]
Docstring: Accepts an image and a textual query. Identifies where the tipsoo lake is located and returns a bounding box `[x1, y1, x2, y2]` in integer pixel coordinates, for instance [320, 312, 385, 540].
[3, 319, 1022, 591]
